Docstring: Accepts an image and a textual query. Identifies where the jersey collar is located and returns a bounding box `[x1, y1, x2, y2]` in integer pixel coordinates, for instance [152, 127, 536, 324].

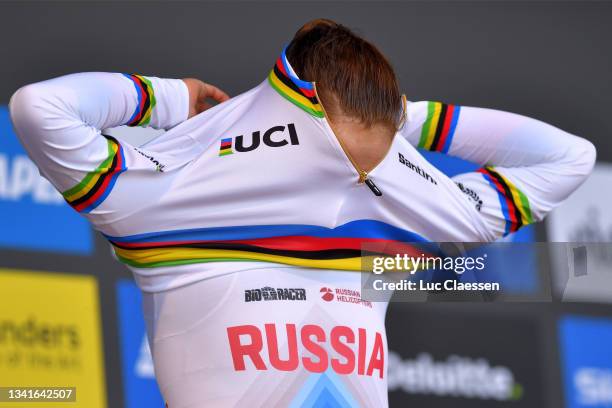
[267, 47, 325, 118]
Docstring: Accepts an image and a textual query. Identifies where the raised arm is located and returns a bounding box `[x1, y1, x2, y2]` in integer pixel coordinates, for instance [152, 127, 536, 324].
[9, 73, 229, 216]
[401, 101, 596, 239]
[9, 72, 189, 213]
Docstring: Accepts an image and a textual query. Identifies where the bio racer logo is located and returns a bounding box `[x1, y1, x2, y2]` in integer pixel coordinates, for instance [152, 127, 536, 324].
[245, 287, 306, 302]
[219, 123, 299, 156]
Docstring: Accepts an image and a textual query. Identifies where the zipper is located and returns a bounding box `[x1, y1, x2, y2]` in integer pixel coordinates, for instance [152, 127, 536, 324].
[364, 176, 382, 196]
[313, 82, 391, 197]
[339, 140, 383, 197]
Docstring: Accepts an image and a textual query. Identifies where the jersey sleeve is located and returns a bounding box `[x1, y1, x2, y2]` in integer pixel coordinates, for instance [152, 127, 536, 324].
[9, 72, 189, 214]
[400, 100, 596, 240]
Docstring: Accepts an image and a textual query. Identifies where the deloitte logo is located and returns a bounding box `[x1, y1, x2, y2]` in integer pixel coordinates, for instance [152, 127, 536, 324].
[388, 351, 523, 401]
[574, 367, 612, 406]
[560, 316, 612, 408]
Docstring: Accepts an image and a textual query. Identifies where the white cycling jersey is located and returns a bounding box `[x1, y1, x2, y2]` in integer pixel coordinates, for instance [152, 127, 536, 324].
[9, 47, 595, 408]
[9, 48, 596, 292]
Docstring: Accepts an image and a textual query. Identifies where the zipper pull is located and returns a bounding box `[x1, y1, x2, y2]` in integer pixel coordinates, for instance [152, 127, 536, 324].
[364, 176, 383, 197]
[358, 171, 382, 196]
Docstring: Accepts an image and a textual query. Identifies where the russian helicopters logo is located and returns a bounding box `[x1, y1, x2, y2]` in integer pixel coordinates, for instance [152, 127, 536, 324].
[320, 287, 334, 302]
[219, 123, 299, 156]
[388, 352, 524, 401]
[319, 287, 372, 308]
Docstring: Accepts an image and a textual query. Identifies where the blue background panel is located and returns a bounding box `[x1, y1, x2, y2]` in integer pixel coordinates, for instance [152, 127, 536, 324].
[0, 106, 92, 254]
[117, 280, 165, 408]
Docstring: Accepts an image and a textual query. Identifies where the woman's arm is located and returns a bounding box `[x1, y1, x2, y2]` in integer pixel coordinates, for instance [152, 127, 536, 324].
[401, 101, 596, 239]
[9, 72, 189, 212]
[9, 73, 228, 214]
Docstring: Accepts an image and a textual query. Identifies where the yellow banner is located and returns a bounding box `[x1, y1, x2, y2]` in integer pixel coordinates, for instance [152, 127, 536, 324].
[0, 269, 106, 408]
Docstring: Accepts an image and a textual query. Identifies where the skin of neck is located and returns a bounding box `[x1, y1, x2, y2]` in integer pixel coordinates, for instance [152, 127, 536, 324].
[327, 113, 396, 173]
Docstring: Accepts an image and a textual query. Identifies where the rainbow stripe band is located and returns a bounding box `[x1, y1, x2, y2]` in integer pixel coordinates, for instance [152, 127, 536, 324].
[219, 138, 233, 156]
[268, 48, 324, 118]
[418, 101, 461, 153]
[477, 166, 533, 235]
[123, 73, 157, 127]
[105, 220, 435, 270]
[62, 135, 127, 213]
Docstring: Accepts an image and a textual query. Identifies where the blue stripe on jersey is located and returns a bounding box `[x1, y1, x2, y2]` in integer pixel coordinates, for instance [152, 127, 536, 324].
[104, 219, 430, 244]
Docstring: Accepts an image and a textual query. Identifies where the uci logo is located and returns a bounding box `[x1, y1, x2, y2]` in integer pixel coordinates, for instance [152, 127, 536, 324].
[219, 123, 299, 156]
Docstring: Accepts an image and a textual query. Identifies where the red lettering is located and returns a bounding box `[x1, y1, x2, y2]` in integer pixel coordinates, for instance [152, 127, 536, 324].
[357, 328, 367, 375]
[228, 324, 385, 378]
[266, 323, 299, 371]
[227, 325, 266, 371]
[330, 326, 355, 375]
[366, 332, 385, 378]
[301, 325, 328, 373]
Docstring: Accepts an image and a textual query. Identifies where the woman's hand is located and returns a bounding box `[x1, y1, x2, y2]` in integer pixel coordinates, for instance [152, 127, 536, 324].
[182, 78, 230, 118]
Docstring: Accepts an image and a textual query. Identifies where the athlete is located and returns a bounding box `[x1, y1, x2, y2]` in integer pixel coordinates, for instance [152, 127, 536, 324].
[10, 19, 595, 408]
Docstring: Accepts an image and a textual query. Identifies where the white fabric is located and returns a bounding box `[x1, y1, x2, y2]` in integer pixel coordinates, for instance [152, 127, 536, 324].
[144, 268, 389, 408]
[8, 59, 596, 408]
[9, 70, 595, 292]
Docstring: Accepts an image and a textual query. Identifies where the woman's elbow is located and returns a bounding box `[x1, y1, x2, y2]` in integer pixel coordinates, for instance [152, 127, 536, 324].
[571, 137, 597, 176]
[9, 83, 49, 132]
